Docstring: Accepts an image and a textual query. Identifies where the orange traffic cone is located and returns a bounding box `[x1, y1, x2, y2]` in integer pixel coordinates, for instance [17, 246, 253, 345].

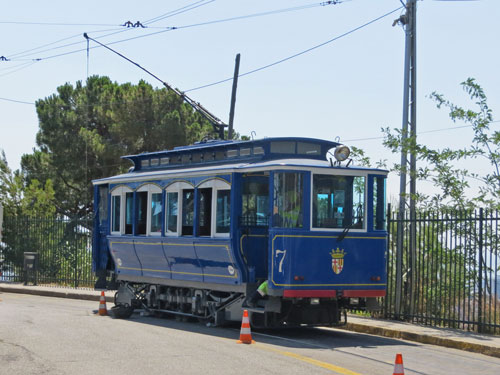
[393, 353, 405, 375]
[98, 291, 108, 316]
[237, 309, 255, 344]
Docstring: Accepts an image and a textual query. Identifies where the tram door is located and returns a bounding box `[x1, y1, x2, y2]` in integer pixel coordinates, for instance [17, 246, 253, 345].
[240, 173, 270, 282]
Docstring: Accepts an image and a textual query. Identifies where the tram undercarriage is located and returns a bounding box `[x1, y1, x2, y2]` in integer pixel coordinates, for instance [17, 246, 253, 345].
[111, 281, 348, 328]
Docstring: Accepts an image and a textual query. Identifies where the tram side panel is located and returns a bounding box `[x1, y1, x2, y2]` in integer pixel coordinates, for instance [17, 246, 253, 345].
[108, 236, 244, 287]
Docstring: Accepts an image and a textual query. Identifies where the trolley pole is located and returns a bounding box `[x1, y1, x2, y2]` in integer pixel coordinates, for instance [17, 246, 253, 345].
[395, 0, 417, 320]
[228, 53, 241, 140]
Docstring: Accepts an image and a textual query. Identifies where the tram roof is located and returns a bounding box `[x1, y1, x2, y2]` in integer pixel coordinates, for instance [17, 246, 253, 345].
[93, 157, 388, 185]
[120, 137, 339, 173]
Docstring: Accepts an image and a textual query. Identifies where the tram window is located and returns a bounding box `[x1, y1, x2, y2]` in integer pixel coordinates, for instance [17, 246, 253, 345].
[312, 175, 365, 229]
[216, 190, 231, 234]
[198, 188, 212, 236]
[160, 157, 169, 165]
[215, 150, 225, 161]
[111, 195, 120, 233]
[141, 159, 149, 168]
[227, 150, 238, 158]
[297, 142, 320, 155]
[166, 192, 178, 234]
[204, 151, 214, 161]
[182, 154, 191, 164]
[99, 186, 108, 226]
[136, 191, 148, 235]
[242, 176, 269, 226]
[182, 189, 195, 236]
[271, 141, 296, 154]
[192, 153, 202, 163]
[150, 192, 162, 234]
[150, 158, 159, 167]
[373, 176, 386, 230]
[273, 172, 303, 228]
[253, 146, 264, 155]
[125, 192, 133, 234]
[240, 148, 251, 157]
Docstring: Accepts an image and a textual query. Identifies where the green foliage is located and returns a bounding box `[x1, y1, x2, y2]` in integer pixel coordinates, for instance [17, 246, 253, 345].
[25, 76, 216, 218]
[350, 146, 387, 169]
[0, 150, 56, 217]
[383, 78, 499, 210]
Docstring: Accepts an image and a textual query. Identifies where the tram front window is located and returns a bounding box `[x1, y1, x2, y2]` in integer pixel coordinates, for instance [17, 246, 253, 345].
[216, 190, 230, 233]
[242, 174, 269, 226]
[373, 176, 386, 230]
[312, 175, 365, 229]
[273, 172, 303, 228]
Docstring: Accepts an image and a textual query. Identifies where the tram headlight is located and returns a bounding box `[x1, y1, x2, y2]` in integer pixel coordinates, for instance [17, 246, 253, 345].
[333, 145, 351, 162]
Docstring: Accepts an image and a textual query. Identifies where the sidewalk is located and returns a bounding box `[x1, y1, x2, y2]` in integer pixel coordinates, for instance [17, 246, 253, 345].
[341, 314, 500, 359]
[1, 282, 500, 358]
[0, 282, 115, 302]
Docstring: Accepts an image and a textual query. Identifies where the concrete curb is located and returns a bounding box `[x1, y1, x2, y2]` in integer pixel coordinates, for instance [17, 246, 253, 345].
[339, 322, 500, 359]
[0, 284, 114, 303]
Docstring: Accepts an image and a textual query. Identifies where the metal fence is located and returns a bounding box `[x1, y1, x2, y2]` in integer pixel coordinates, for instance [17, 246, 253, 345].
[1, 210, 500, 334]
[0, 215, 94, 288]
[385, 208, 500, 334]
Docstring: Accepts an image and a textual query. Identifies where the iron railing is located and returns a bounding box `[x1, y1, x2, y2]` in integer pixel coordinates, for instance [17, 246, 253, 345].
[1, 210, 499, 334]
[385, 208, 500, 334]
[0, 215, 94, 288]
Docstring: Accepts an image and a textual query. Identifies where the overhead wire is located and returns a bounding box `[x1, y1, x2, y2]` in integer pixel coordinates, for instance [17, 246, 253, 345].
[0, 60, 35, 72]
[0, 61, 38, 78]
[143, 0, 216, 25]
[341, 121, 500, 143]
[0, 21, 118, 27]
[2, 93, 495, 145]
[7, 28, 124, 60]
[146, 1, 347, 30]
[3, 0, 341, 62]
[185, 5, 403, 92]
[1, 0, 216, 61]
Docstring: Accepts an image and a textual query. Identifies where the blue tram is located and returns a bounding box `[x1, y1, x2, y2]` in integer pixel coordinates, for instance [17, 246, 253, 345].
[92, 137, 388, 327]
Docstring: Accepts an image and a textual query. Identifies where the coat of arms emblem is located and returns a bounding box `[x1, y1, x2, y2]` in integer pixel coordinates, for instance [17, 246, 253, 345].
[330, 248, 346, 274]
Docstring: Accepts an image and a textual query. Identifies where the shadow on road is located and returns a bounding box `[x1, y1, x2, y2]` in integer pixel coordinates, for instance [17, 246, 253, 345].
[118, 311, 418, 351]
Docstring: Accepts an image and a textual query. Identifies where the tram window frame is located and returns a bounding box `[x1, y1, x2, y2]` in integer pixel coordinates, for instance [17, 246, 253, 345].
[165, 182, 194, 237]
[137, 184, 163, 236]
[110, 185, 133, 235]
[198, 179, 231, 238]
[311, 173, 367, 231]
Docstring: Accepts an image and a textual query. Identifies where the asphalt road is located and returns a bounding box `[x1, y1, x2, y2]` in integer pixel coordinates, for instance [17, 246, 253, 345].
[1, 293, 499, 375]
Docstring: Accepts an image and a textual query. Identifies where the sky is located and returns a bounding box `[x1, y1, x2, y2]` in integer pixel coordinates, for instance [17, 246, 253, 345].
[0, 0, 499, 200]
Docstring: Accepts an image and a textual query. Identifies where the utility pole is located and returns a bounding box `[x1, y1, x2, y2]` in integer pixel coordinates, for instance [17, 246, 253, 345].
[228, 53, 241, 140]
[395, 0, 417, 320]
